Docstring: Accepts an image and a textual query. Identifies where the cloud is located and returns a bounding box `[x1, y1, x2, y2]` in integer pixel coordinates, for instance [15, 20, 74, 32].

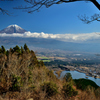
[0, 31, 100, 43]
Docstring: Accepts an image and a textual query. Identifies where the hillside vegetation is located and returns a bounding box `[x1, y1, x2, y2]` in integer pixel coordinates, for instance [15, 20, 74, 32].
[0, 44, 100, 100]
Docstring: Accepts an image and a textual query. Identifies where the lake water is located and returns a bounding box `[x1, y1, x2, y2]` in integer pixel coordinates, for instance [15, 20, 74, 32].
[59, 71, 100, 86]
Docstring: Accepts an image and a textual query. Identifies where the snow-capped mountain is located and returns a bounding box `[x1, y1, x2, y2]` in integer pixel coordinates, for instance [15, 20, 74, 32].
[0, 24, 27, 34]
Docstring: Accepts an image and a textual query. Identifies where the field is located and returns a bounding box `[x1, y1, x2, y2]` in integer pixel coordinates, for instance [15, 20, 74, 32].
[37, 56, 51, 62]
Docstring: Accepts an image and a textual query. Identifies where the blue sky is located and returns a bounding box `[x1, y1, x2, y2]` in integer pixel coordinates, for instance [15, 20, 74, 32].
[0, 0, 100, 34]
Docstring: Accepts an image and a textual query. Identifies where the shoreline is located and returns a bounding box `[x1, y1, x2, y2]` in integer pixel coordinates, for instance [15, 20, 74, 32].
[50, 66, 100, 79]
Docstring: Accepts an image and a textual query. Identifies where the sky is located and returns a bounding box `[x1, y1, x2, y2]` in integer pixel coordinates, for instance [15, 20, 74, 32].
[0, 0, 100, 43]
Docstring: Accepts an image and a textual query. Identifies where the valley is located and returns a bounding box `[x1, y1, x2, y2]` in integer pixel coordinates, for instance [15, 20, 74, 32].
[36, 50, 100, 79]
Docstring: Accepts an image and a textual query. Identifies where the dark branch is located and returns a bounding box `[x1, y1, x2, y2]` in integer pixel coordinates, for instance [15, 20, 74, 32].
[0, 8, 11, 15]
[14, 0, 61, 13]
[13, 0, 100, 13]
[60, 0, 89, 3]
[1, 0, 100, 15]
[0, 0, 15, 15]
[78, 13, 100, 24]
[91, 0, 100, 10]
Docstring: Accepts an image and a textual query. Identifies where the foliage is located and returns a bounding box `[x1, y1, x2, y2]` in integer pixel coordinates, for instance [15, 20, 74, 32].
[95, 87, 100, 98]
[46, 70, 56, 80]
[63, 72, 73, 82]
[1, 46, 6, 54]
[39, 60, 44, 66]
[74, 78, 99, 91]
[6, 50, 9, 56]
[24, 43, 30, 53]
[0, 44, 38, 93]
[0, 48, 2, 53]
[0, 46, 6, 54]
[10, 75, 21, 91]
[41, 81, 58, 96]
[13, 45, 21, 53]
[62, 83, 78, 97]
[21, 46, 24, 54]
[0, 44, 99, 100]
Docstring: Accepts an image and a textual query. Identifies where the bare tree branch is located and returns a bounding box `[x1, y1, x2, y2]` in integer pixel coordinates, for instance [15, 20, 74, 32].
[78, 13, 100, 24]
[0, 0, 15, 15]
[13, 0, 100, 13]
[14, 0, 62, 13]
[0, 8, 11, 15]
[1, 0, 100, 16]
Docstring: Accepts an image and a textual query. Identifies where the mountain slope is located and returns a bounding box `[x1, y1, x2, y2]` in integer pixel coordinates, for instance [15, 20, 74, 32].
[0, 45, 100, 100]
[0, 24, 27, 34]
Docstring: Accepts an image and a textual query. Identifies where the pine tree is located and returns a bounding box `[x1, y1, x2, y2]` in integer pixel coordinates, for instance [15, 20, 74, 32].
[13, 45, 21, 53]
[24, 43, 30, 53]
[0, 48, 2, 53]
[21, 46, 24, 54]
[1, 45, 6, 54]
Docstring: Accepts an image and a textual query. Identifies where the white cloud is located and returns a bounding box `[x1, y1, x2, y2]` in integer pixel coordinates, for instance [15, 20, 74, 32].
[0, 31, 100, 43]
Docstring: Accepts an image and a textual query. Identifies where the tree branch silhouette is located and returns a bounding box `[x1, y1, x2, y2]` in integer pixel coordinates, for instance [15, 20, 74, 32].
[0, 0, 14, 15]
[78, 13, 100, 24]
[1, 0, 100, 24]
[13, 0, 100, 13]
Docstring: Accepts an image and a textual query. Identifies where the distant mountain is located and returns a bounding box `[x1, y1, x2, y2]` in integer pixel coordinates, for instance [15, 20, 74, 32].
[0, 24, 27, 34]
[0, 37, 100, 53]
[0, 25, 100, 54]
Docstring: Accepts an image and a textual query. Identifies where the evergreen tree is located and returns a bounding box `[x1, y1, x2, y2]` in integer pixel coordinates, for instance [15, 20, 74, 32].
[6, 50, 9, 56]
[0, 48, 2, 53]
[1, 45, 6, 54]
[13, 45, 21, 53]
[21, 46, 24, 54]
[64, 73, 73, 82]
[40, 60, 44, 67]
[24, 43, 30, 53]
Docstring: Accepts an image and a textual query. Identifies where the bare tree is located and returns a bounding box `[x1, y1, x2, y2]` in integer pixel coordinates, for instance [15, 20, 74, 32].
[14, 0, 100, 23]
[1, 0, 100, 14]
[1, 0, 100, 23]
[13, 0, 100, 13]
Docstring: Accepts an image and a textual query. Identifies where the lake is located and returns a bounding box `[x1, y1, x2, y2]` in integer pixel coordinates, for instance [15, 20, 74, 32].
[59, 71, 100, 86]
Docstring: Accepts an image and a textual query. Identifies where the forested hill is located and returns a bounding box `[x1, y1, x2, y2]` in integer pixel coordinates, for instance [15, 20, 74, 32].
[0, 44, 100, 100]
